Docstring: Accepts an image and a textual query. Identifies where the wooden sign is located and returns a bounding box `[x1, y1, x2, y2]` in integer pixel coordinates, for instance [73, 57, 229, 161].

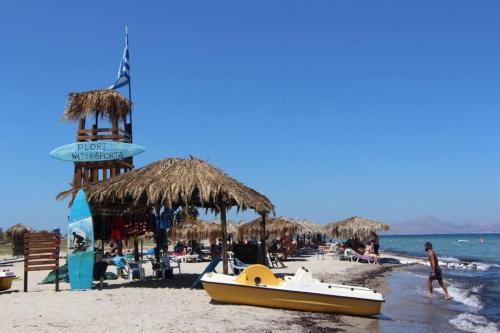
[49, 141, 146, 162]
[24, 232, 61, 292]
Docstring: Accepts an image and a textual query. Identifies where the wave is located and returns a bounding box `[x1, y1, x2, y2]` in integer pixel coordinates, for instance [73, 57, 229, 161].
[438, 286, 483, 311]
[449, 313, 498, 333]
[406, 271, 484, 312]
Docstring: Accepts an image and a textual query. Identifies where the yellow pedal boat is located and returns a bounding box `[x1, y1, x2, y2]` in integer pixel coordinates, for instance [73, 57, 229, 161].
[201, 265, 384, 316]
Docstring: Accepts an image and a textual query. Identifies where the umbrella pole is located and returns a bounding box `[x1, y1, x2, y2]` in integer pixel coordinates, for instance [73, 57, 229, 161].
[220, 206, 228, 274]
[260, 214, 266, 265]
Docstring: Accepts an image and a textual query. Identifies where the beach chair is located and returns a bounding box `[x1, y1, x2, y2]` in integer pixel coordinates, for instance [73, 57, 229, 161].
[126, 260, 145, 281]
[267, 253, 277, 268]
[162, 256, 181, 274]
[230, 257, 249, 275]
[316, 250, 325, 260]
[268, 253, 286, 268]
[149, 258, 169, 279]
[345, 249, 379, 264]
[191, 256, 221, 289]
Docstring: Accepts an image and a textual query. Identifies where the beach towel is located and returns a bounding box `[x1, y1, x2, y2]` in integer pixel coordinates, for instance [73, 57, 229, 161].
[40, 264, 118, 284]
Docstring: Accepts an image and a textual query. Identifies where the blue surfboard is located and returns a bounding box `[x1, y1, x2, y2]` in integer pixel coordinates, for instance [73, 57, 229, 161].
[50, 141, 146, 162]
[68, 189, 94, 290]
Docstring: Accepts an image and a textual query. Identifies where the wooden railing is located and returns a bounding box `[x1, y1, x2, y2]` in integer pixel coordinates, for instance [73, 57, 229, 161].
[77, 128, 131, 143]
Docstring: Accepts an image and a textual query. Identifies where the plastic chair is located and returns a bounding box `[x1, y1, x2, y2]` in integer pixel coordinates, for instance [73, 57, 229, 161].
[126, 260, 145, 281]
[230, 258, 249, 275]
[162, 256, 181, 274]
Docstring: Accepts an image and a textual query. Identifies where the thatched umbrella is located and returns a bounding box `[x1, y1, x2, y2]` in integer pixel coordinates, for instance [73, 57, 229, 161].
[168, 220, 211, 241]
[61, 89, 131, 121]
[293, 219, 324, 235]
[322, 216, 390, 240]
[6, 223, 33, 257]
[237, 217, 299, 241]
[79, 157, 275, 274]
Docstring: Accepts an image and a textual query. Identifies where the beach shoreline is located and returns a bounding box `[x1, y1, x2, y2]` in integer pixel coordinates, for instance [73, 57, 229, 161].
[0, 252, 407, 332]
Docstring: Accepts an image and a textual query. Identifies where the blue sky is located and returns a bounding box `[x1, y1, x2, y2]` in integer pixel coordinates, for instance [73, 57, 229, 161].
[1, 1, 500, 231]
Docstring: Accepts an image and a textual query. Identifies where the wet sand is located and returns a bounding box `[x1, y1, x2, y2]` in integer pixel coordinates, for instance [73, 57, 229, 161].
[0, 253, 410, 332]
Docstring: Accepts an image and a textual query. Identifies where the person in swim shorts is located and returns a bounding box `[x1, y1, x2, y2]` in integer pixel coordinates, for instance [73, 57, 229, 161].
[425, 242, 451, 299]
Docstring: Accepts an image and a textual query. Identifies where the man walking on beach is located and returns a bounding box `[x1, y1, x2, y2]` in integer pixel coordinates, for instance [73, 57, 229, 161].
[425, 242, 451, 299]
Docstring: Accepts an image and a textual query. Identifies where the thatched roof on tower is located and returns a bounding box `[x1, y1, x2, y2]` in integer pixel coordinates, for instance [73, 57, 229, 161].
[322, 216, 390, 240]
[62, 89, 131, 121]
[81, 157, 274, 214]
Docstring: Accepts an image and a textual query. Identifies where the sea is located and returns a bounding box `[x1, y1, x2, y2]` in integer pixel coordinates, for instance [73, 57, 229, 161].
[378, 233, 500, 333]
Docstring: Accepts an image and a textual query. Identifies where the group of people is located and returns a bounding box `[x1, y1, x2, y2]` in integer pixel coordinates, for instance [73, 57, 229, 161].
[335, 231, 380, 259]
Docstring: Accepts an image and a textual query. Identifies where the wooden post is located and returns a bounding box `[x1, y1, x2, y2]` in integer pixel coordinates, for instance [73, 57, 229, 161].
[260, 214, 267, 265]
[133, 236, 139, 262]
[220, 206, 228, 274]
[55, 235, 60, 292]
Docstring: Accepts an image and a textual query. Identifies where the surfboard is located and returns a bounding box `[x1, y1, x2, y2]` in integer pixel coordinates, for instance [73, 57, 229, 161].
[68, 189, 94, 290]
[50, 141, 146, 162]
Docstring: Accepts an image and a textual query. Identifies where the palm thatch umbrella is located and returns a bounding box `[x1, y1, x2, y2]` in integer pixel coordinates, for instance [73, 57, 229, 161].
[237, 217, 299, 241]
[322, 216, 390, 241]
[292, 219, 324, 235]
[168, 220, 211, 241]
[6, 223, 33, 257]
[206, 221, 239, 242]
[75, 156, 274, 274]
[61, 89, 131, 121]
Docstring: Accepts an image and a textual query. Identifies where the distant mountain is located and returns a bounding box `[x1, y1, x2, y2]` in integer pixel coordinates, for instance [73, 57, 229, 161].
[385, 215, 500, 235]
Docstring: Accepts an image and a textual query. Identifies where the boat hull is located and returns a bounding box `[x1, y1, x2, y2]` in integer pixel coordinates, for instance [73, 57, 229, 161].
[202, 281, 382, 316]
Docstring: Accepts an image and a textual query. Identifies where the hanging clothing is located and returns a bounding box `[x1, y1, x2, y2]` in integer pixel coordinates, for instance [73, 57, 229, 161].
[110, 216, 125, 241]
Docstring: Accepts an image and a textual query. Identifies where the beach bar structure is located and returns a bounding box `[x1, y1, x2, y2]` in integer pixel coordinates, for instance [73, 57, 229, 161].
[83, 157, 275, 274]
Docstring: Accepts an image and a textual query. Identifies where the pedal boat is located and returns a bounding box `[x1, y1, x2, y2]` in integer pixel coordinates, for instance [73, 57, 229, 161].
[201, 265, 384, 316]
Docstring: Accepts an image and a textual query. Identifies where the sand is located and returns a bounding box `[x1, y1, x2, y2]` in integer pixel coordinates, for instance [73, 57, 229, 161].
[0, 253, 413, 332]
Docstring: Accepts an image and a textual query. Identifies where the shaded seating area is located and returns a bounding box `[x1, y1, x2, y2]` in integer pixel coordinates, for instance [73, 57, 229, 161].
[322, 216, 390, 265]
[65, 157, 275, 286]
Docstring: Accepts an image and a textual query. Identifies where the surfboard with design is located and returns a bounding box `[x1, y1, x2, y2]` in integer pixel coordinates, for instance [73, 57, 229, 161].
[68, 189, 94, 289]
[50, 141, 146, 162]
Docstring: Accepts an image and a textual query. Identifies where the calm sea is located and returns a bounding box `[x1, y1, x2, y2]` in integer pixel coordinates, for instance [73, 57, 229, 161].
[380, 233, 500, 332]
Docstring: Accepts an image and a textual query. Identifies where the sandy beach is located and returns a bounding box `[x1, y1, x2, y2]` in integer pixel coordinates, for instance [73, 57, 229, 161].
[0, 253, 412, 333]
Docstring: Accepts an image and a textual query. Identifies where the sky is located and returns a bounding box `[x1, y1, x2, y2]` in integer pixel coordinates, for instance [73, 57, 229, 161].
[1, 1, 500, 231]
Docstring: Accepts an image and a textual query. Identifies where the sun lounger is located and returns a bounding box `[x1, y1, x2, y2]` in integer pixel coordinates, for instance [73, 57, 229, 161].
[267, 253, 286, 268]
[191, 256, 221, 289]
[345, 249, 379, 264]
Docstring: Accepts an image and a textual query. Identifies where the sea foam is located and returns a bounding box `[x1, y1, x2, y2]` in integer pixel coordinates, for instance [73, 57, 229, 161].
[436, 286, 483, 311]
[450, 313, 498, 333]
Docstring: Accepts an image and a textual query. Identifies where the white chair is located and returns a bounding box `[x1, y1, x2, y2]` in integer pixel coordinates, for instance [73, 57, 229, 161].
[149, 258, 169, 279]
[126, 260, 145, 281]
[162, 256, 181, 274]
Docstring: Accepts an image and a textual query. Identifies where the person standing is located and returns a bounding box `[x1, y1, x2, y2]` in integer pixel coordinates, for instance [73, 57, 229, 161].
[425, 242, 451, 299]
[369, 232, 380, 255]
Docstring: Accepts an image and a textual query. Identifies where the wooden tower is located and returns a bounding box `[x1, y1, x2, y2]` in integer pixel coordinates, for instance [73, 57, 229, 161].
[61, 89, 134, 189]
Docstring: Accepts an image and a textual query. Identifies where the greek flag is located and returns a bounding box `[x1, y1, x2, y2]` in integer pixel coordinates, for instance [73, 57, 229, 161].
[109, 27, 130, 90]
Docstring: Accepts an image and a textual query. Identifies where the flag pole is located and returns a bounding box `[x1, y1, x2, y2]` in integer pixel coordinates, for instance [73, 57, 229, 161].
[126, 26, 133, 142]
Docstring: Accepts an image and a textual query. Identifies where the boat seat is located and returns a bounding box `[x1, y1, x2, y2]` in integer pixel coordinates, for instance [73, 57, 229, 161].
[286, 267, 318, 287]
[235, 264, 283, 287]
